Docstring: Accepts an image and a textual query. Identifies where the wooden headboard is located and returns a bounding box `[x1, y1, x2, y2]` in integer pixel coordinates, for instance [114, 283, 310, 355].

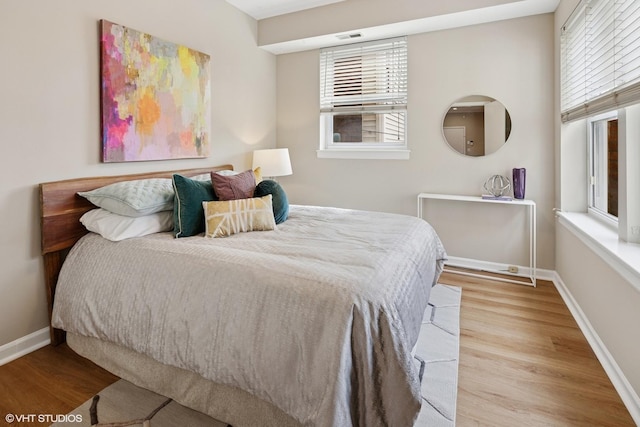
[40, 165, 233, 345]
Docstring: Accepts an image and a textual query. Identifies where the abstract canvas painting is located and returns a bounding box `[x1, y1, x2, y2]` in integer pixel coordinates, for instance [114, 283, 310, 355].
[101, 20, 211, 162]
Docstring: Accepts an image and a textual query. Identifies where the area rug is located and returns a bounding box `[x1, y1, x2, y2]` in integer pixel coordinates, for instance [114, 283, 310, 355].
[52, 284, 460, 427]
[414, 283, 461, 427]
[51, 378, 229, 427]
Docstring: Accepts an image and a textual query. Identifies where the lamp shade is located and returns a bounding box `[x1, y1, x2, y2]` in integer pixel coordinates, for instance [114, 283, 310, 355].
[252, 148, 292, 177]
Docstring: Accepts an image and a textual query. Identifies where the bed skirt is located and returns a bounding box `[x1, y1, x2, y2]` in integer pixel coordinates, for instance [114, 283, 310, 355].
[67, 333, 301, 427]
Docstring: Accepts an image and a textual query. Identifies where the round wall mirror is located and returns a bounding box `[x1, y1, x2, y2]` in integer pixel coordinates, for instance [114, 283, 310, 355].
[442, 95, 512, 156]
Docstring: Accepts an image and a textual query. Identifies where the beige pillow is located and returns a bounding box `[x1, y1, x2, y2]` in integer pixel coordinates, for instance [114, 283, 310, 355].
[253, 166, 263, 184]
[203, 194, 276, 238]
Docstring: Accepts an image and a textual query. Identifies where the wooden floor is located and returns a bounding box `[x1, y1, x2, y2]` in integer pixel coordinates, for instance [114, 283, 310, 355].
[0, 343, 118, 426]
[438, 271, 635, 426]
[0, 273, 634, 426]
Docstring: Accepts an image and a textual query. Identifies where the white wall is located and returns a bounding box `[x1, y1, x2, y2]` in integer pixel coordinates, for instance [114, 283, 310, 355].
[277, 14, 556, 270]
[556, 226, 640, 399]
[0, 0, 276, 347]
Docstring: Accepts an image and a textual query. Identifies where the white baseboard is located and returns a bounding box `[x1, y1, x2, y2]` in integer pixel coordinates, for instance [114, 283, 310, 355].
[0, 327, 50, 366]
[551, 272, 640, 425]
[445, 256, 556, 285]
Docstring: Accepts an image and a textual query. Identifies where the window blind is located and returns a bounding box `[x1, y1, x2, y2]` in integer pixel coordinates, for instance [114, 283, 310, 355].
[561, 0, 640, 122]
[320, 37, 407, 112]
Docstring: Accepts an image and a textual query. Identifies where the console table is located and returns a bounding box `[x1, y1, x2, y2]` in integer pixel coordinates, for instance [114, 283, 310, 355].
[417, 193, 537, 286]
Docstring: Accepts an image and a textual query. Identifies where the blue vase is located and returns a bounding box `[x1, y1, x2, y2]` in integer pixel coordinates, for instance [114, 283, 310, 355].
[513, 168, 526, 199]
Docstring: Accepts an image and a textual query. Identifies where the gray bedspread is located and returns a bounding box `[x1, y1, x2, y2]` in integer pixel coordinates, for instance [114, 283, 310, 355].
[52, 205, 446, 426]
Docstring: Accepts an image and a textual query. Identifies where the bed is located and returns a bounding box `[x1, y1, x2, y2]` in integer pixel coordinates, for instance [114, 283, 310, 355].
[39, 165, 447, 427]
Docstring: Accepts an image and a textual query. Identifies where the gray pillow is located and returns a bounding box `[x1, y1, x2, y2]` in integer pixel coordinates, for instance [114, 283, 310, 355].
[78, 178, 174, 217]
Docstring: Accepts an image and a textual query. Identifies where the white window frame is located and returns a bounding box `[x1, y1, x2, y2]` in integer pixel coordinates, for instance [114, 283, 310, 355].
[318, 37, 409, 160]
[587, 111, 619, 227]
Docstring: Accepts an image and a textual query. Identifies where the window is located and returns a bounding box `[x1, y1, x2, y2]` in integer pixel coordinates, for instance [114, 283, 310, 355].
[561, 0, 640, 243]
[561, 0, 640, 122]
[589, 113, 618, 221]
[319, 37, 408, 159]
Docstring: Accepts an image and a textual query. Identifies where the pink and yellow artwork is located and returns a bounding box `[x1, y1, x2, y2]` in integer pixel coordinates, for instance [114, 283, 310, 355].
[101, 20, 211, 162]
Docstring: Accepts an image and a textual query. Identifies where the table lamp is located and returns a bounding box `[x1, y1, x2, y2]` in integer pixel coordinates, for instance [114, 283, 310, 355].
[252, 148, 293, 181]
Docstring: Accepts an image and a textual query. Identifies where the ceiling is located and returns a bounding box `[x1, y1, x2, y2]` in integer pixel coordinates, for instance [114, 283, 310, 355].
[225, 0, 561, 54]
[225, 0, 346, 20]
[226, 0, 559, 21]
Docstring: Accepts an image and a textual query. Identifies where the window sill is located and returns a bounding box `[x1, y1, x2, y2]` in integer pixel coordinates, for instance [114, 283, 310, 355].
[557, 212, 640, 292]
[587, 205, 619, 229]
[316, 149, 410, 160]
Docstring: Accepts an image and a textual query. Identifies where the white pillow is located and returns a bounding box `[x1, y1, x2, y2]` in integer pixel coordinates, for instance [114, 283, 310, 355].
[213, 170, 238, 176]
[78, 178, 174, 217]
[80, 208, 173, 241]
[191, 173, 212, 181]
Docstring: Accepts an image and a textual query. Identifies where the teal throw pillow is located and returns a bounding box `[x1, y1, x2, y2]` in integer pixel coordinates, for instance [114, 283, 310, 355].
[172, 174, 217, 238]
[254, 180, 289, 224]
